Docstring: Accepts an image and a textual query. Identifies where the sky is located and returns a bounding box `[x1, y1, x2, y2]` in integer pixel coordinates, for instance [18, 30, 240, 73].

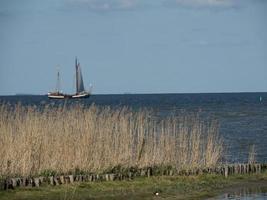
[0, 0, 266, 95]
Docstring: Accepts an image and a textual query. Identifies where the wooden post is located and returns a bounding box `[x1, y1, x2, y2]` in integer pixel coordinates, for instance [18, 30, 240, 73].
[60, 176, 65, 184]
[256, 164, 261, 173]
[65, 176, 70, 184]
[54, 177, 60, 185]
[69, 175, 74, 184]
[109, 174, 115, 181]
[141, 169, 146, 176]
[16, 178, 22, 187]
[39, 177, 45, 184]
[251, 163, 255, 173]
[49, 176, 55, 185]
[5, 179, 12, 190]
[235, 164, 238, 174]
[105, 174, 109, 181]
[247, 164, 250, 174]
[22, 178, 28, 187]
[254, 164, 257, 173]
[75, 175, 80, 182]
[5, 179, 14, 190]
[224, 166, 229, 178]
[11, 178, 17, 188]
[128, 172, 132, 180]
[231, 165, 235, 175]
[34, 178, 40, 187]
[30, 178, 35, 187]
[83, 175, 88, 182]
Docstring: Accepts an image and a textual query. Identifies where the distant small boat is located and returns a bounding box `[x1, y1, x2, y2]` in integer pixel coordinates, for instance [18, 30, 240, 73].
[48, 58, 91, 99]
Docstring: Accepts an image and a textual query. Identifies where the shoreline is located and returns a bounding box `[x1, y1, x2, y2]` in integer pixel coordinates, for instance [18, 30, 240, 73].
[1, 172, 267, 200]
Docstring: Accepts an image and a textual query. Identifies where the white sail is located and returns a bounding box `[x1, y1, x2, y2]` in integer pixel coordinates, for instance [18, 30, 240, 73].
[76, 59, 85, 93]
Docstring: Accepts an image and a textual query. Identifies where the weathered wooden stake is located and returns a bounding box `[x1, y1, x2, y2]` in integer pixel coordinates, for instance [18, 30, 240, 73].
[109, 174, 115, 181]
[105, 174, 109, 181]
[69, 175, 74, 184]
[234, 164, 238, 174]
[5, 179, 14, 190]
[39, 177, 45, 184]
[88, 175, 93, 182]
[22, 178, 28, 187]
[54, 177, 60, 185]
[60, 176, 65, 184]
[128, 172, 132, 180]
[34, 178, 40, 187]
[11, 178, 17, 188]
[224, 166, 229, 178]
[49, 176, 55, 185]
[65, 176, 70, 184]
[141, 169, 146, 176]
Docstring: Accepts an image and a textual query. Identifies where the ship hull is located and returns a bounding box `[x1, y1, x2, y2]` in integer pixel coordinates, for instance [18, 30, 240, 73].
[48, 92, 90, 99]
[48, 95, 65, 99]
[72, 93, 90, 99]
[47, 92, 66, 99]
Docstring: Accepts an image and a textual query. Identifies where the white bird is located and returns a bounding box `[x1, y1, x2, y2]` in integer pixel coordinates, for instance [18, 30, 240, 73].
[154, 192, 159, 196]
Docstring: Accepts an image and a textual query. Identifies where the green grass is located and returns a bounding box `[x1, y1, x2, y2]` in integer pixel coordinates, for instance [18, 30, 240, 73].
[1, 172, 267, 200]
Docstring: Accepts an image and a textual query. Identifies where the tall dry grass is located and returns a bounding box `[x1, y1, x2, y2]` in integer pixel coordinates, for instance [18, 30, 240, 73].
[0, 104, 223, 177]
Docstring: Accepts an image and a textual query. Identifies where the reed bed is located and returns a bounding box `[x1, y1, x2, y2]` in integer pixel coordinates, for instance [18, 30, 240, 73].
[0, 104, 223, 177]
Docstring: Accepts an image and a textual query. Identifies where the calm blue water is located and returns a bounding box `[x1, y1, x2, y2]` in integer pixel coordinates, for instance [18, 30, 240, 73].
[211, 186, 267, 200]
[213, 193, 267, 200]
[1, 92, 267, 163]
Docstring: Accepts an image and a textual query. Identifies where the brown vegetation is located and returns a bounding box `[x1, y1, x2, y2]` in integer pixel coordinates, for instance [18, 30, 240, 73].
[0, 104, 223, 177]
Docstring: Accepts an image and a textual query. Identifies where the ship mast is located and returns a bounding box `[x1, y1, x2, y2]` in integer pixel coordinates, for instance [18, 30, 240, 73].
[56, 65, 61, 93]
[75, 57, 78, 94]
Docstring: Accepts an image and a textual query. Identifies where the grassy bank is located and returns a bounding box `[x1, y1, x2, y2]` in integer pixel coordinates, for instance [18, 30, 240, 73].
[1, 172, 267, 200]
[0, 104, 222, 177]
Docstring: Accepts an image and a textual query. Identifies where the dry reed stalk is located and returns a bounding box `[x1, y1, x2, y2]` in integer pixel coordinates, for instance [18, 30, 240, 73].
[0, 104, 223, 177]
[248, 144, 256, 164]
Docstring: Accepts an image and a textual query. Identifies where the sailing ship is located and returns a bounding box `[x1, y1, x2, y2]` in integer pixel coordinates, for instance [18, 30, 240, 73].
[48, 58, 91, 99]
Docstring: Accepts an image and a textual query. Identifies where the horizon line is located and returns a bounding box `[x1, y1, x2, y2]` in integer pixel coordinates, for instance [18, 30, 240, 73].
[0, 91, 267, 97]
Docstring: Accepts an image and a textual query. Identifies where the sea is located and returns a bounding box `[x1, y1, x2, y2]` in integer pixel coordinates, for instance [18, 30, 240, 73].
[1, 92, 267, 164]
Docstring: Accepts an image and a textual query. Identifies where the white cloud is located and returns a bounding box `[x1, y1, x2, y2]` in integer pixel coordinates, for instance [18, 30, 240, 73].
[67, 0, 138, 11]
[65, 0, 263, 11]
[163, 0, 238, 8]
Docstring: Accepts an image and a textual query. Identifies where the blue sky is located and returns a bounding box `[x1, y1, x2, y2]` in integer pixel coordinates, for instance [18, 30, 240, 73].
[0, 0, 266, 95]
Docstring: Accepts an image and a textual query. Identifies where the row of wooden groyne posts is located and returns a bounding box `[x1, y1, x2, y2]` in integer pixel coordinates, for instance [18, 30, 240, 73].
[1, 163, 266, 190]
